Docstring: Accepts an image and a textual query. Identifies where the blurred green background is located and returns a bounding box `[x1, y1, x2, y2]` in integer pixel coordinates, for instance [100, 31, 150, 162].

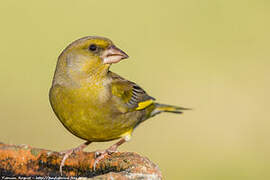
[0, 0, 269, 179]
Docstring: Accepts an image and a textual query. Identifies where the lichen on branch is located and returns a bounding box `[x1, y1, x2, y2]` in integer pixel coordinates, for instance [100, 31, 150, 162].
[0, 142, 162, 180]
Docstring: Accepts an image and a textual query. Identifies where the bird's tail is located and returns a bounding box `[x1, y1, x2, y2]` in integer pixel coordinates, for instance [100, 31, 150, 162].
[151, 103, 191, 116]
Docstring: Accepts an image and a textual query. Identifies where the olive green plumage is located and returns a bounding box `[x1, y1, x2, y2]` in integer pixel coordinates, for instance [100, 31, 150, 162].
[49, 36, 188, 142]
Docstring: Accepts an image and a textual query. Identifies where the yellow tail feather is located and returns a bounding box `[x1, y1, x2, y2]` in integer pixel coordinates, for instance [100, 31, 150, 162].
[151, 103, 191, 116]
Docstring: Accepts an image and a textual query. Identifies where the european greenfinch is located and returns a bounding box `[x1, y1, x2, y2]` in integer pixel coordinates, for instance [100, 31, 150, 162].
[49, 36, 189, 173]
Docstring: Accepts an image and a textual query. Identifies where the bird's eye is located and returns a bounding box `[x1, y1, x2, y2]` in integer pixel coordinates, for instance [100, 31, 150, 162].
[89, 44, 97, 51]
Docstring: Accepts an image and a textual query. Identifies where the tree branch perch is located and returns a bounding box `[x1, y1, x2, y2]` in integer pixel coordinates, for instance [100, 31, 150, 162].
[0, 142, 162, 179]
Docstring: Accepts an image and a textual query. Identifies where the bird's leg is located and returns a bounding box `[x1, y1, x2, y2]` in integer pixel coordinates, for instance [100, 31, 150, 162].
[59, 141, 91, 175]
[94, 135, 130, 170]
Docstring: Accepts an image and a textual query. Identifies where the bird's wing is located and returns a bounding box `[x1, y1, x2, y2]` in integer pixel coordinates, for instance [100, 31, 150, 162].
[108, 71, 155, 112]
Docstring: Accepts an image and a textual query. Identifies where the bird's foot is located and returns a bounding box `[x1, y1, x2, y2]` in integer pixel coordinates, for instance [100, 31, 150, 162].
[93, 145, 119, 171]
[59, 148, 75, 175]
[93, 137, 129, 171]
[59, 146, 82, 156]
[59, 141, 91, 176]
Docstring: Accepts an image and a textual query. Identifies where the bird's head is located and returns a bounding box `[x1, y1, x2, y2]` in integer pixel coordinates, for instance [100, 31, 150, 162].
[56, 36, 128, 78]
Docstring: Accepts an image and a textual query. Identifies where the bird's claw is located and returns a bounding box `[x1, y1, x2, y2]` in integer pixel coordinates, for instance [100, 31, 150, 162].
[93, 148, 118, 171]
[59, 146, 86, 176]
[59, 149, 74, 176]
[94, 150, 105, 158]
[107, 149, 118, 155]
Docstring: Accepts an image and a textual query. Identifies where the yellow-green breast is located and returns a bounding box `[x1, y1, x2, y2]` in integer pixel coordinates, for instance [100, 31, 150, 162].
[49, 80, 139, 142]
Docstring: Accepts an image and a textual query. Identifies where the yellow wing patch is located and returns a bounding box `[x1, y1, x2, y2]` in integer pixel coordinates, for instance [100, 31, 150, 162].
[136, 99, 154, 110]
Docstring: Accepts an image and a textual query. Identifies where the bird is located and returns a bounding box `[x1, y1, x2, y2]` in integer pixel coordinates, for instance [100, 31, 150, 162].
[49, 36, 189, 174]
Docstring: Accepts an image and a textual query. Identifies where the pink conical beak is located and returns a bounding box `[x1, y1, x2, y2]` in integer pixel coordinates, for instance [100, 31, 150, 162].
[102, 45, 129, 64]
